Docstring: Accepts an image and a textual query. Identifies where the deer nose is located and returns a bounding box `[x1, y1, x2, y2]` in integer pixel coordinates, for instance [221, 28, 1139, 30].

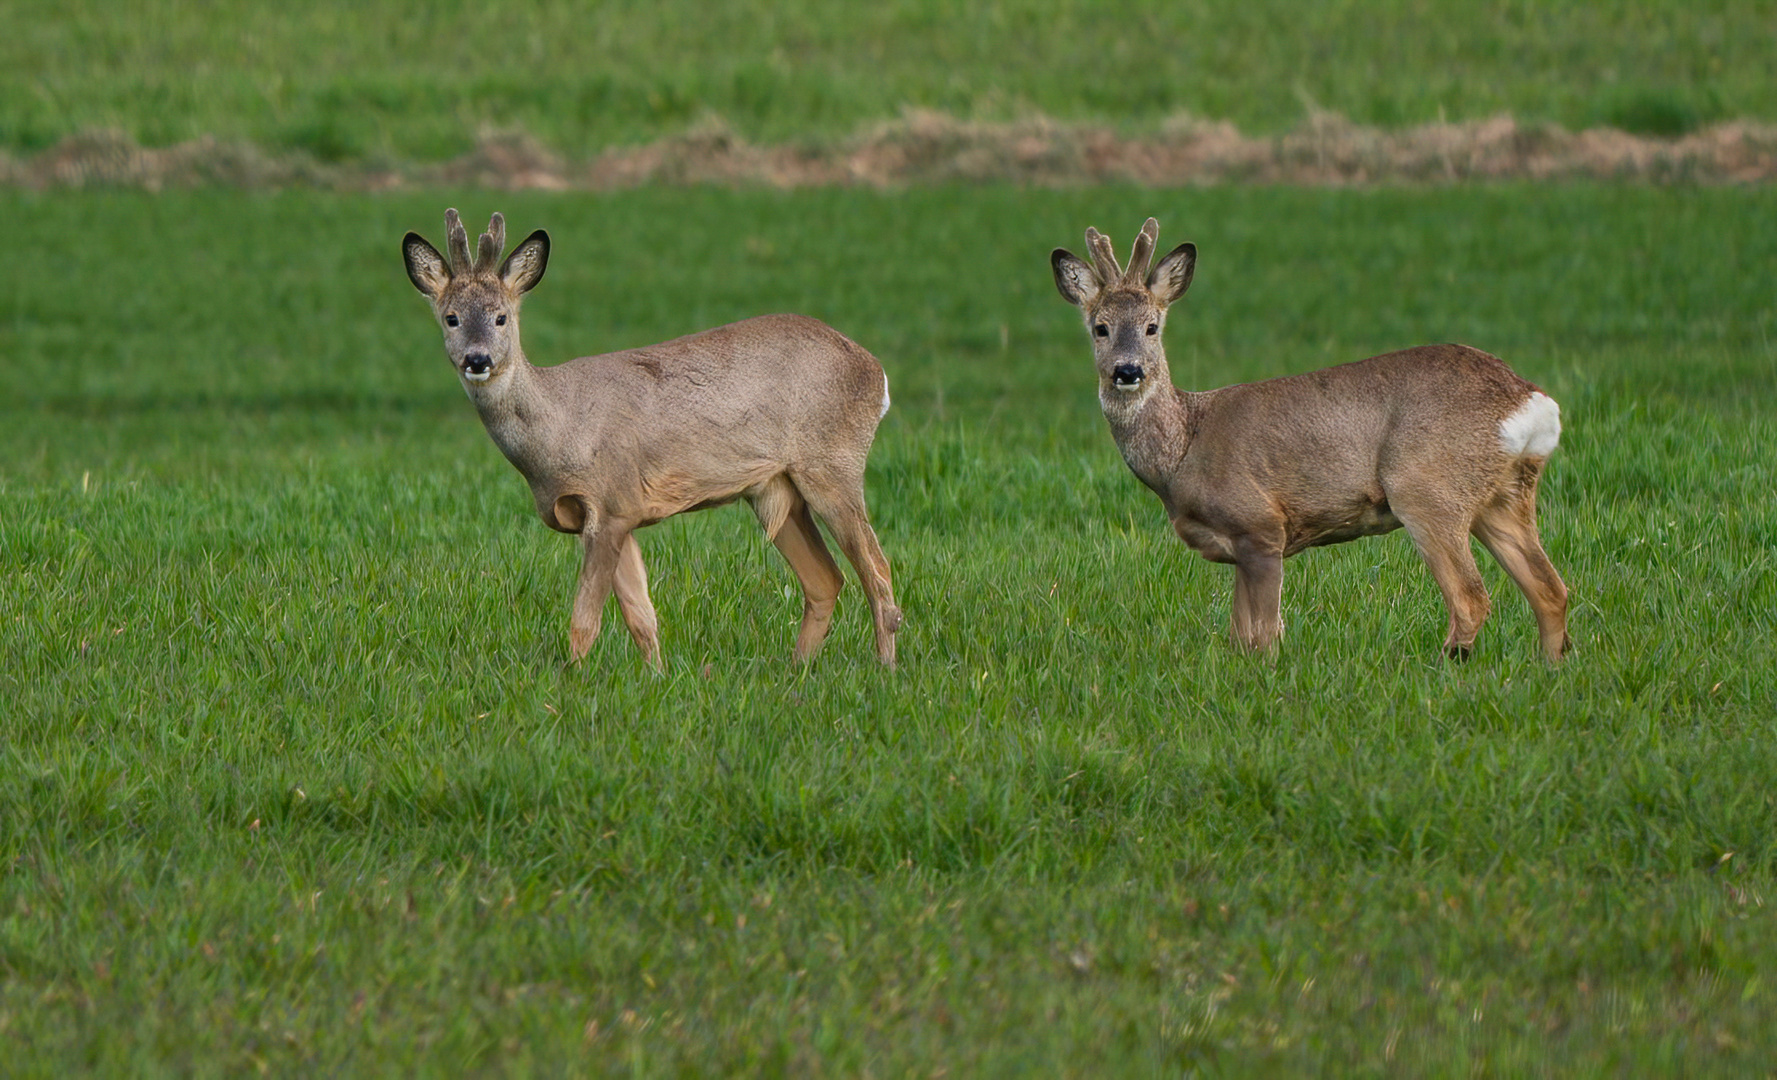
[1111, 363, 1145, 388]
[463, 352, 493, 376]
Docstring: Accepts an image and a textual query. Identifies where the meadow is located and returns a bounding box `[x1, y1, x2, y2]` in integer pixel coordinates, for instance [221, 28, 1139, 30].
[3, 0, 1766, 161]
[1, 183, 1773, 1073]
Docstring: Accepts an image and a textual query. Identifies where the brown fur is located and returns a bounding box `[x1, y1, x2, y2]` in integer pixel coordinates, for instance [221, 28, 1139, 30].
[1052, 219, 1570, 661]
[403, 210, 901, 669]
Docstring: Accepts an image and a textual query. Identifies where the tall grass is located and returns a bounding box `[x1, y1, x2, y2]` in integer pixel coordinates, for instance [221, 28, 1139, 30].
[2, 185, 1775, 1072]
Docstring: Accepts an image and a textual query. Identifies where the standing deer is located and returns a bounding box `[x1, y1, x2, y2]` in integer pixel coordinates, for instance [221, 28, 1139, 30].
[403, 210, 901, 669]
[1051, 219, 1570, 661]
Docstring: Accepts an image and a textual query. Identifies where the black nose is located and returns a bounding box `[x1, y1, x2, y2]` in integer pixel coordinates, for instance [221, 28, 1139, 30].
[464, 352, 492, 375]
[1112, 363, 1144, 386]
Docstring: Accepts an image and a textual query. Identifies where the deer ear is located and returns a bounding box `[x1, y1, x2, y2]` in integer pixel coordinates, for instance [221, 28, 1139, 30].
[403, 233, 451, 299]
[1052, 249, 1101, 308]
[500, 230, 550, 295]
[1148, 241, 1196, 306]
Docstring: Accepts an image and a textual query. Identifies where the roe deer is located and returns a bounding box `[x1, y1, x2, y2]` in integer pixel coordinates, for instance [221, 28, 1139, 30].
[403, 210, 901, 669]
[1051, 219, 1570, 661]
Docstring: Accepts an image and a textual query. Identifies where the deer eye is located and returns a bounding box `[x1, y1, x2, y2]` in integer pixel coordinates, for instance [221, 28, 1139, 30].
[1146, 322, 1158, 336]
[445, 313, 459, 328]
[1094, 324, 1109, 338]
[495, 313, 507, 326]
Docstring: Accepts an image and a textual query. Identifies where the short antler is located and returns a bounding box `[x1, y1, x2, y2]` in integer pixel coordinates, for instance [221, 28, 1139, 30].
[473, 213, 506, 275]
[444, 209, 473, 275]
[1124, 218, 1159, 286]
[1084, 227, 1123, 284]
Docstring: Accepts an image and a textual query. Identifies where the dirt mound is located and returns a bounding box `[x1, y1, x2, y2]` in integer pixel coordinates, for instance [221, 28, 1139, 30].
[6, 112, 1775, 190]
[0, 130, 334, 190]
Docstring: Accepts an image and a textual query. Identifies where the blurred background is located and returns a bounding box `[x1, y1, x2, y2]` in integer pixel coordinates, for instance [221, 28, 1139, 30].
[3, 0, 1765, 175]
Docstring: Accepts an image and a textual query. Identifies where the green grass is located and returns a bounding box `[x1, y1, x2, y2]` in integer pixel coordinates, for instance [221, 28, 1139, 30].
[3, 185, 1776, 1073]
[2, 1, 1768, 160]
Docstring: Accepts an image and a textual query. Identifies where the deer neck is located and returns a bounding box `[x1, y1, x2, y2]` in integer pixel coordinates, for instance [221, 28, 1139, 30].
[1101, 379, 1192, 493]
[464, 348, 563, 475]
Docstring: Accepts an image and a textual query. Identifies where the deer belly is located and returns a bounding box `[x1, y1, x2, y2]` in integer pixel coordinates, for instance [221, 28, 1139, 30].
[638, 462, 779, 524]
[1287, 504, 1402, 553]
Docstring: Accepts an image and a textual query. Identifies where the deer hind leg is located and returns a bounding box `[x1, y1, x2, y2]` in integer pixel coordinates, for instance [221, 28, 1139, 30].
[1472, 470, 1570, 662]
[753, 478, 845, 662]
[794, 469, 901, 667]
[612, 534, 663, 671]
[569, 526, 627, 663]
[1229, 537, 1285, 653]
[1395, 508, 1491, 660]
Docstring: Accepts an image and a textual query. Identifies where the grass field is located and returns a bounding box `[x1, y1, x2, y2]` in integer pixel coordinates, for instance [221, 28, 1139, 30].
[4, 0, 1768, 161]
[2, 184, 1774, 1072]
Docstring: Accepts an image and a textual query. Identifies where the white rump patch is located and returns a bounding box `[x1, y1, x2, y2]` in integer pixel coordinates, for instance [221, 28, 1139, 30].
[1499, 391, 1561, 458]
[880, 372, 891, 419]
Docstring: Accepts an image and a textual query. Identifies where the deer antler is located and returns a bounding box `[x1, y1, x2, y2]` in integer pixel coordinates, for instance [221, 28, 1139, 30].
[444, 209, 473, 275]
[1084, 227, 1123, 283]
[474, 213, 506, 275]
[1124, 218, 1160, 286]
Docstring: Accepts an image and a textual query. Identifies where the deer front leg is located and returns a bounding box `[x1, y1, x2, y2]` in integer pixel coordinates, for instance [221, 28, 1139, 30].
[612, 534, 663, 671]
[569, 525, 627, 663]
[1229, 539, 1285, 653]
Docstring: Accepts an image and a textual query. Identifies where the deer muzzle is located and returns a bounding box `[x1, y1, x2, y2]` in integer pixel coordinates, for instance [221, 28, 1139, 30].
[463, 352, 494, 381]
[1111, 363, 1145, 390]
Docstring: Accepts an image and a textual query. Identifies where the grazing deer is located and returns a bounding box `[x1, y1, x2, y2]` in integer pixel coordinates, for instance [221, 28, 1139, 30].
[1051, 219, 1570, 661]
[403, 210, 901, 669]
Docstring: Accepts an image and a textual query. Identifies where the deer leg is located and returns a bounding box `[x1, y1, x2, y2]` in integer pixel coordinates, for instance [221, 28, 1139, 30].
[1397, 513, 1491, 660]
[569, 525, 627, 663]
[796, 475, 901, 667]
[1229, 539, 1285, 652]
[767, 499, 846, 663]
[1473, 501, 1570, 663]
[612, 533, 663, 671]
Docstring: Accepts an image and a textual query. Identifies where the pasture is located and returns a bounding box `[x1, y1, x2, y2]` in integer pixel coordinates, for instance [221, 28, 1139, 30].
[2, 183, 1773, 1072]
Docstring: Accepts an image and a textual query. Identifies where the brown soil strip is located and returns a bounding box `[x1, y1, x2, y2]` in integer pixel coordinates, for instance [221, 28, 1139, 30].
[6, 111, 1775, 190]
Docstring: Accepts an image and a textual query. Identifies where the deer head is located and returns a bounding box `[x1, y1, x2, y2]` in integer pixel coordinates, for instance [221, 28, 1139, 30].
[403, 209, 550, 386]
[1051, 217, 1196, 403]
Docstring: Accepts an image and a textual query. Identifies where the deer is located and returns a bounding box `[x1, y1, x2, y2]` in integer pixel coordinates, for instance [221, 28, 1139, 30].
[1051, 218, 1570, 662]
[402, 210, 902, 670]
